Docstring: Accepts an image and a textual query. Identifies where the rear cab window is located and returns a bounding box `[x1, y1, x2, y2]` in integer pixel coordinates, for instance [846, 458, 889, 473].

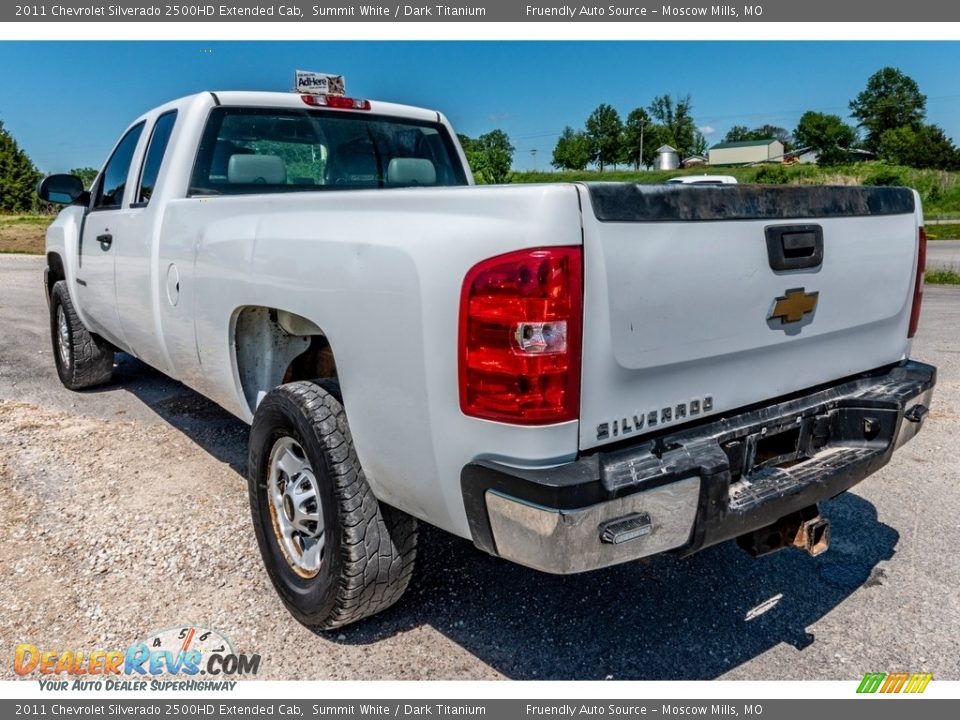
[135, 110, 178, 206]
[189, 106, 468, 196]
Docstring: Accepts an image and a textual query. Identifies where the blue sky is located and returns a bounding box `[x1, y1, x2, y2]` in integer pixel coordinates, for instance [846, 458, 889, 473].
[2, 41, 960, 172]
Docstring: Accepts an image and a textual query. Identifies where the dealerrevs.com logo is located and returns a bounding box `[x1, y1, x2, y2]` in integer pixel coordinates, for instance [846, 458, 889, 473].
[14, 626, 260, 691]
[857, 672, 933, 694]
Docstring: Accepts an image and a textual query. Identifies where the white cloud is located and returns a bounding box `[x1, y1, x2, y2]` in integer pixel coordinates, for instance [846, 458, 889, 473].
[698, 125, 716, 136]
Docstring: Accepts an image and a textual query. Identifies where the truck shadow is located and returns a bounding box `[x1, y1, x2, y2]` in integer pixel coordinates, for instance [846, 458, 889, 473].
[336, 491, 896, 680]
[109, 353, 250, 474]
[112, 353, 897, 680]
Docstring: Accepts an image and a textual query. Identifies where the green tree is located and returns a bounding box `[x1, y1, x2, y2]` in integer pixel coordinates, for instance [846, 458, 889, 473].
[878, 124, 960, 170]
[850, 67, 926, 152]
[641, 124, 669, 167]
[621, 108, 652, 170]
[463, 129, 514, 184]
[457, 134, 474, 155]
[751, 125, 793, 152]
[722, 124, 793, 151]
[69, 167, 99, 189]
[648, 94, 696, 157]
[0, 120, 42, 213]
[793, 112, 858, 166]
[693, 131, 708, 156]
[551, 126, 591, 171]
[584, 104, 623, 171]
[722, 125, 752, 143]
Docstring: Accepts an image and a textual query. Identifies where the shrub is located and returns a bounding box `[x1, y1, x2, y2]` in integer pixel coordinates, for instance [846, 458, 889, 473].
[752, 165, 789, 184]
[863, 167, 907, 186]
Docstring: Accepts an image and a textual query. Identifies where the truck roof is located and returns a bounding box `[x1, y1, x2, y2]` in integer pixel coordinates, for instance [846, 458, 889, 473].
[209, 91, 443, 124]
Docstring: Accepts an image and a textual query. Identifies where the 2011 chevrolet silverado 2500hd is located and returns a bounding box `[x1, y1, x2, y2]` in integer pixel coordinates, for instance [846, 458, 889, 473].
[39, 86, 935, 629]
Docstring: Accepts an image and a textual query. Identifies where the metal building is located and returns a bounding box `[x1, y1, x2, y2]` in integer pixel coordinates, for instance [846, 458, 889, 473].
[708, 138, 785, 166]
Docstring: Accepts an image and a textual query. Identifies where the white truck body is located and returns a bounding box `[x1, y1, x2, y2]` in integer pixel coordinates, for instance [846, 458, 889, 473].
[42, 89, 935, 624]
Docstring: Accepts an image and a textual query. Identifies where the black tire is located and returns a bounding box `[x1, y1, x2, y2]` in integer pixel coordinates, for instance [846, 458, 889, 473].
[49, 280, 114, 390]
[248, 380, 417, 630]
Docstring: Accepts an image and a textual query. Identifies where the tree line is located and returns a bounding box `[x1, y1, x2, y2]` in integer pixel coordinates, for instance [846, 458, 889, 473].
[550, 67, 960, 172]
[797, 66, 960, 169]
[461, 67, 960, 178]
[553, 94, 707, 172]
[0, 120, 42, 213]
[0, 118, 100, 213]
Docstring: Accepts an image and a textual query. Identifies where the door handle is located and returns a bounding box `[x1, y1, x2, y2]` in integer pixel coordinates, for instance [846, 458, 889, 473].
[97, 233, 113, 249]
[765, 224, 823, 271]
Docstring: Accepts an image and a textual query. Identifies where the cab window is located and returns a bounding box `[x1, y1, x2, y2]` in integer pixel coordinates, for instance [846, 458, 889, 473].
[93, 122, 145, 210]
[189, 106, 467, 195]
[136, 111, 178, 205]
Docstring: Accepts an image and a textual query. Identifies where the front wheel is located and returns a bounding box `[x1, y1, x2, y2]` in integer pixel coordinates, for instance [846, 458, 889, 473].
[247, 380, 418, 630]
[49, 280, 114, 390]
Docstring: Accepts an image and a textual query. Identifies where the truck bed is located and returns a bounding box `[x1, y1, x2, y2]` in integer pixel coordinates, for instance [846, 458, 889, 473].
[577, 183, 922, 451]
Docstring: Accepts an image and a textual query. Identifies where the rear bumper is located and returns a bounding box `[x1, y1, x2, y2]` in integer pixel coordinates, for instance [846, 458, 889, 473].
[461, 360, 936, 574]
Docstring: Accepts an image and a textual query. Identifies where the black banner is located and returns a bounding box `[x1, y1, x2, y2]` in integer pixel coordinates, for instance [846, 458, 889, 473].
[3, 1, 956, 23]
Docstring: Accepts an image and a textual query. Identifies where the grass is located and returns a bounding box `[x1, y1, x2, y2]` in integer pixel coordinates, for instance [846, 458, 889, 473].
[923, 224, 960, 240]
[926, 268, 960, 285]
[0, 214, 50, 255]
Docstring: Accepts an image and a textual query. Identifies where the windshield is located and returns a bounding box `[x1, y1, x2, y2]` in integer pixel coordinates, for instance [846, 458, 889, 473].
[190, 106, 468, 195]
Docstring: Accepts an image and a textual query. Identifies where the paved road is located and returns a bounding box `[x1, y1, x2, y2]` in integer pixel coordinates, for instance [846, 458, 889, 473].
[928, 239, 960, 271]
[1, 254, 958, 681]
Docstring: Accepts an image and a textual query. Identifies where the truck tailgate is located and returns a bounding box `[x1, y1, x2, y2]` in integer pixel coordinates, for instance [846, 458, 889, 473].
[577, 184, 921, 451]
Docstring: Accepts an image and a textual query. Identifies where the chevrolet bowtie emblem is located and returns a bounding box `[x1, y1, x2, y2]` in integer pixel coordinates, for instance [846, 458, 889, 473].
[769, 288, 819, 324]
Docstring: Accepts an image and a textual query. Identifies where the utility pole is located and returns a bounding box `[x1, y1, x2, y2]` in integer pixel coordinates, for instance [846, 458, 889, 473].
[530, 148, 538, 171]
[639, 120, 646, 172]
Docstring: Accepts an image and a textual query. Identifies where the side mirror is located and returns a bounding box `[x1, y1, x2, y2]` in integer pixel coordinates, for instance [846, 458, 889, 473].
[38, 174, 86, 205]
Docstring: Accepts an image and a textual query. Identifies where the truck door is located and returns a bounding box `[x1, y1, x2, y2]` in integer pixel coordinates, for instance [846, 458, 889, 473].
[115, 110, 178, 372]
[76, 122, 145, 348]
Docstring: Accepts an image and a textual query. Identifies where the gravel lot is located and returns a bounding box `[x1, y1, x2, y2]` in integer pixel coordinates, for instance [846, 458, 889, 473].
[1, 253, 958, 681]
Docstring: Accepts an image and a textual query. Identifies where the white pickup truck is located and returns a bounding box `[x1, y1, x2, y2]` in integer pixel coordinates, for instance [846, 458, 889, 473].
[40, 88, 936, 630]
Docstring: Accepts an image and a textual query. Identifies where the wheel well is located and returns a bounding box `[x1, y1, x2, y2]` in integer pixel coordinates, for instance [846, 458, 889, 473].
[234, 306, 338, 414]
[46, 252, 65, 300]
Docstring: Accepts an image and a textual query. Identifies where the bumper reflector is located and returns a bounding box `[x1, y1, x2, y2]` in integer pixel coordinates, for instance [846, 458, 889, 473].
[599, 512, 653, 545]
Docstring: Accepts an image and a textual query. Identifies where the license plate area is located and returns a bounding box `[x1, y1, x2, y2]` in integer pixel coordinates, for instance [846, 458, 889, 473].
[721, 404, 900, 487]
[749, 425, 804, 469]
[722, 414, 831, 483]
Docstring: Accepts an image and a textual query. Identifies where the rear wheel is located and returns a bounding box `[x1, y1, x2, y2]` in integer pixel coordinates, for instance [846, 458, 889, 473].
[49, 280, 114, 390]
[248, 380, 417, 629]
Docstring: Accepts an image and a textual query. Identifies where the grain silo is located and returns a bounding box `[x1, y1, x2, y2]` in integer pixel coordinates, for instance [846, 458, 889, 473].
[655, 144, 680, 170]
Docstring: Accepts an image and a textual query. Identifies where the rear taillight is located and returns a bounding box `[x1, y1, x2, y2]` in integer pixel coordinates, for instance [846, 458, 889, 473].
[459, 247, 582, 425]
[908, 227, 927, 338]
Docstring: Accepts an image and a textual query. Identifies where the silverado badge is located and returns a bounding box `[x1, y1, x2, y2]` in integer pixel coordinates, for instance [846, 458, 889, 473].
[769, 288, 819, 324]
